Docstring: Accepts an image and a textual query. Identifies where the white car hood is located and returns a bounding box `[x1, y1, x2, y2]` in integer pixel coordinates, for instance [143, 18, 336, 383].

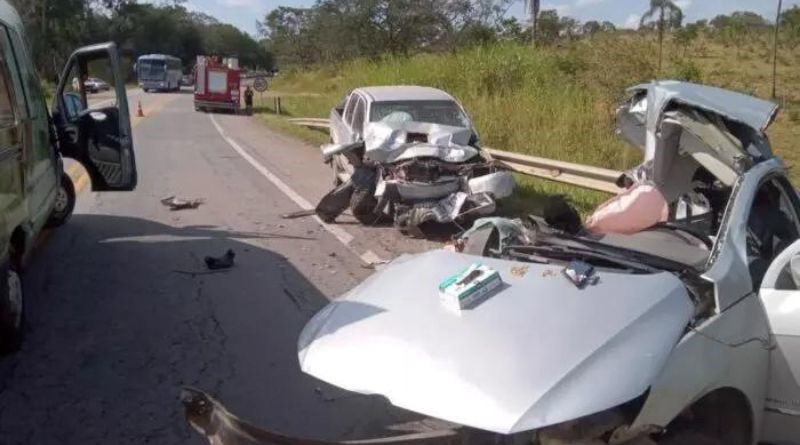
[298, 250, 693, 434]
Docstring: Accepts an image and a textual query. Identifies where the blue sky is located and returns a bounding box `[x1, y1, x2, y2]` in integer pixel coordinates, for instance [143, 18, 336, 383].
[163, 0, 795, 37]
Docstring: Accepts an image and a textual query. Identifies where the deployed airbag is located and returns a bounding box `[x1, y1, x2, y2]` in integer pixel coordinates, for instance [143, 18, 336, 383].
[586, 184, 668, 235]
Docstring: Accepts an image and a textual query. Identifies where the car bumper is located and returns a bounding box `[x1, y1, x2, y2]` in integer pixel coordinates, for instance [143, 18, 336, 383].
[194, 100, 238, 110]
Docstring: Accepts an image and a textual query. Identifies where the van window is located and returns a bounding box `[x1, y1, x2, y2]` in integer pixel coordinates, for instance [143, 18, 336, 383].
[0, 36, 16, 128]
[0, 28, 26, 119]
[8, 29, 45, 118]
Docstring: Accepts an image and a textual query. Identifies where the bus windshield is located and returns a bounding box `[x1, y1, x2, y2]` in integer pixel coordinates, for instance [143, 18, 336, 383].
[138, 60, 166, 80]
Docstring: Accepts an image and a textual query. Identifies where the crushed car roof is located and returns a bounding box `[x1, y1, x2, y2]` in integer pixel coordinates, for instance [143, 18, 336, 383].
[356, 86, 457, 103]
[629, 80, 779, 132]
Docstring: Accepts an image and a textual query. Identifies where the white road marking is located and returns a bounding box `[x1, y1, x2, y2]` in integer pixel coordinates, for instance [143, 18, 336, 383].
[208, 114, 384, 265]
[360, 250, 383, 265]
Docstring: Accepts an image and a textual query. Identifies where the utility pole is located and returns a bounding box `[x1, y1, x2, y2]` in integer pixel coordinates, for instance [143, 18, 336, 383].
[772, 0, 783, 99]
[527, 0, 540, 46]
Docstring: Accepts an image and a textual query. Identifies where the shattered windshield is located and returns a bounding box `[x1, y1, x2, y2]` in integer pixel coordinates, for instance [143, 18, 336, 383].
[370, 100, 471, 128]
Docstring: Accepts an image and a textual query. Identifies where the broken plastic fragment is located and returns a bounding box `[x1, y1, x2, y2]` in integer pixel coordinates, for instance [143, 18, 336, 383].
[204, 249, 235, 270]
[161, 196, 205, 211]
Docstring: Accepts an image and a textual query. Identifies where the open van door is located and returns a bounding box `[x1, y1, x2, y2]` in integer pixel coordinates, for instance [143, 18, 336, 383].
[52, 42, 136, 191]
[759, 239, 800, 443]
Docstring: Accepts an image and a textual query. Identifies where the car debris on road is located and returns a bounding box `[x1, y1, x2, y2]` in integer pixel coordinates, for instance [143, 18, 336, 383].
[204, 249, 236, 270]
[161, 195, 205, 210]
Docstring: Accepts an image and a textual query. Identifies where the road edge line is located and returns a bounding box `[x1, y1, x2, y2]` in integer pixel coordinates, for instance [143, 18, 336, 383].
[208, 114, 384, 265]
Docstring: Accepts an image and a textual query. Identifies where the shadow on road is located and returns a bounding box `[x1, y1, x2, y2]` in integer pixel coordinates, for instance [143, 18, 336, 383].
[0, 215, 419, 445]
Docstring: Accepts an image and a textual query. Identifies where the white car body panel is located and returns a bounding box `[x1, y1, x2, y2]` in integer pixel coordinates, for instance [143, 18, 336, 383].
[469, 171, 515, 199]
[631, 295, 770, 436]
[757, 240, 800, 443]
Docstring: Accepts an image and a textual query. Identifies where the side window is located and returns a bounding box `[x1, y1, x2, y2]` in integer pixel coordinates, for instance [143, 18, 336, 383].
[746, 178, 800, 288]
[8, 30, 45, 119]
[0, 32, 16, 128]
[0, 28, 26, 119]
[343, 94, 357, 125]
[351, 98, 366, 134]
[61, 63, 86, 120]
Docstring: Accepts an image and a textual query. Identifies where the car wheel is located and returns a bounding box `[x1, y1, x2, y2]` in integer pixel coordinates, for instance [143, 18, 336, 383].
[350, 186, 381, 225]
[0, 260, 24, 354]
[46, 173, 76, 228]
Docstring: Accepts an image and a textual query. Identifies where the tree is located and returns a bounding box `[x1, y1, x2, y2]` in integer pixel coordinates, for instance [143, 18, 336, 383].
[496, 17, 526, 42]
[582, 20, 601, 37]
[9, 0, 274, 79]
[730, 11, 770, 29]
[559, 16, 580, 41]
[259, 0, 515, 67]
[639, 0, 683, 75]
[780, 5, 800, 48]
[536, 9, 561, 45]
[600, 21, 617, 33]
[674, 22, 699, 55]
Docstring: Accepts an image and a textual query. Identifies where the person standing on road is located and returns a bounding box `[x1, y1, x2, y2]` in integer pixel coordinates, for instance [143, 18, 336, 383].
[244, 86, 254, 115]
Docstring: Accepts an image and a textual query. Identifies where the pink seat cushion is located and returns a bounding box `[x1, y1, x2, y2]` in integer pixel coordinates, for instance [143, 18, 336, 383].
[586, 184, 669, 235]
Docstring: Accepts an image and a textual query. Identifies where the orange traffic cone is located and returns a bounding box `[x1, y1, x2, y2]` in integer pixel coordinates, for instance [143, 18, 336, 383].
[137, 101, 145, 117]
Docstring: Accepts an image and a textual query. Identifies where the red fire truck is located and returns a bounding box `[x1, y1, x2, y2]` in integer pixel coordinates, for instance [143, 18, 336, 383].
[193, 55, 241, 112]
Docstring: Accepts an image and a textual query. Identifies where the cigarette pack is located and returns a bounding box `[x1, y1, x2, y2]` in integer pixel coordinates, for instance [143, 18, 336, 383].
[438, 263, 503, 313]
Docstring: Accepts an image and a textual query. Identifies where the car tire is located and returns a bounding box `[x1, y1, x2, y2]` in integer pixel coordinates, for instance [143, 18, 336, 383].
[0, 260, 24, 355]
[46, 173, 76, 228]
[350, 186, 381, 225]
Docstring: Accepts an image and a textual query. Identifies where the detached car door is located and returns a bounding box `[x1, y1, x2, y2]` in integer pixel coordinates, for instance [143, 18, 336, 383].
[52, 42, 136, 191]
[759, 238, 800, 443]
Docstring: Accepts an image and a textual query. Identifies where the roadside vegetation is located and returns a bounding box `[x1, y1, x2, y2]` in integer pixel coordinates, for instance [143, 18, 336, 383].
[256, 2, 800, 213]
[11, 0, 273, 81]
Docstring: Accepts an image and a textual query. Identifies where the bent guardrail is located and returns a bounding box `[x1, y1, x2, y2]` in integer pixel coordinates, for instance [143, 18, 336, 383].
[288, 118, 624, 194]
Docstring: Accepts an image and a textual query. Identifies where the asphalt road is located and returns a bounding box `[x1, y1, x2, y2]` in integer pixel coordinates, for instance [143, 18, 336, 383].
[0, 88, 444, 444]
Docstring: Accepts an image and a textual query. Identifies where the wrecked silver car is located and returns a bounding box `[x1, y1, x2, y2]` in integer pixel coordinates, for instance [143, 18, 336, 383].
[296, 82, 800, 444]
[316, 86, 514, 236]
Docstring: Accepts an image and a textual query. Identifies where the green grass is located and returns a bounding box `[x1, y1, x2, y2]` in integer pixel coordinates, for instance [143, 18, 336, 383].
[255, 33, 800, 216]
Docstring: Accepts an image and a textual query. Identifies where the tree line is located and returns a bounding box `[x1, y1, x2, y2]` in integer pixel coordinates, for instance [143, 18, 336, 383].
[10, 0, 274, 81]
[260, 0, 800, 70]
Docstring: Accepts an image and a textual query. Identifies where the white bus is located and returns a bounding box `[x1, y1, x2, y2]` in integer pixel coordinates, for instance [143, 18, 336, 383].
[136, 54, 182, 92]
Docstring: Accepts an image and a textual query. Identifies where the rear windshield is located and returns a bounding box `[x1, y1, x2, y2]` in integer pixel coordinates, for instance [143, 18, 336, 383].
[369, 100, 470, 128]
